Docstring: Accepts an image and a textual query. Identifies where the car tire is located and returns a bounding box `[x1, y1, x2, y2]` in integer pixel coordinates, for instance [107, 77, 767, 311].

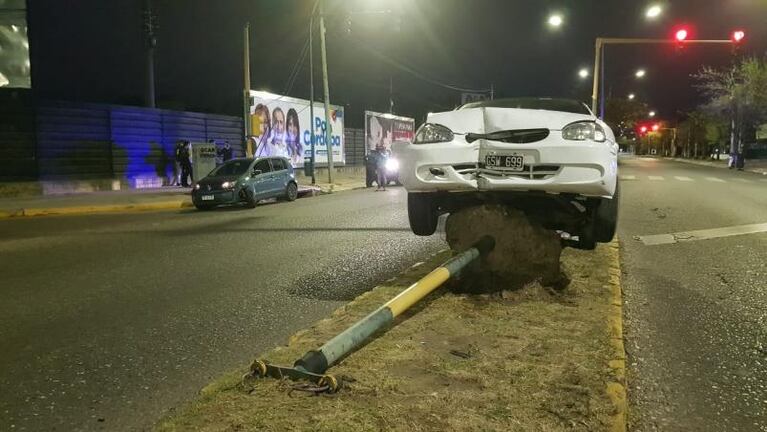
[243, 188, 258, 209]
[285, 182, 298, 202]
[575, 220, 597, 250]
[408, 193, 438, 236]
[594, 182, 619, 243]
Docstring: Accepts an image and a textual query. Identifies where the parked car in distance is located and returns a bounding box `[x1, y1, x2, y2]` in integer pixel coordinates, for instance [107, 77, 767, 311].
[191, 157, 298, 210]
[393, 97, 619, 250]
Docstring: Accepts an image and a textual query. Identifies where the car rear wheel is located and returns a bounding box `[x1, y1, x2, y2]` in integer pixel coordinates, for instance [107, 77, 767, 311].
[594, 182, 619, 243]
[285, 182, 298, 202]
[408, 193, 438, 236]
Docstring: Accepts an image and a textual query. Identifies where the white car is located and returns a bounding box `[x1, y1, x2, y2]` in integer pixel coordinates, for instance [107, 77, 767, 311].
[393, 97, 619, 250]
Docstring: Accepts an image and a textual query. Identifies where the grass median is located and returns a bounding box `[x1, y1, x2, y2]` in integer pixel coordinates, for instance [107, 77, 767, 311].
[158, 242, 624, 432]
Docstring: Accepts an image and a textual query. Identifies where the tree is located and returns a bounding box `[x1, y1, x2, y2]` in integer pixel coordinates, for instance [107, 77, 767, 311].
[604, 97, 650, 139]
[695, 57, 767, 153]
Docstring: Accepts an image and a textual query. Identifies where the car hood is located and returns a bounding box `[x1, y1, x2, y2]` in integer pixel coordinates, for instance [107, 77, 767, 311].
[198, 175, 240, 187]
[428, 107, 595, 134]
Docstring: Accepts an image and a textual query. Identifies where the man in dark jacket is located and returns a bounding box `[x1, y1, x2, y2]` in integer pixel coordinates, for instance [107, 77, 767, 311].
[176, 140, 193, 187]
[218, 141, 233, 162]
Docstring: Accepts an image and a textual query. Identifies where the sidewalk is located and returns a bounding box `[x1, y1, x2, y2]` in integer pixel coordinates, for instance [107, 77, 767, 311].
[668, 157, 767, 175]
[0, 181, 331, 219]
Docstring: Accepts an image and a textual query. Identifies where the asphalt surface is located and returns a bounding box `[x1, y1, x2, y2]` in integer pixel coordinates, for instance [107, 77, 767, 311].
[0, 187, 445, 431]
[618, 157, 767, 431]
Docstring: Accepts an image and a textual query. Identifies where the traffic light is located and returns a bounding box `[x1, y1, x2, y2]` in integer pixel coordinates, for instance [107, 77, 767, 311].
[651, 124, 660, 132]
[675, 28, 688, 42]
[732, 30, 746, 43]
[639, 125, 648, 135]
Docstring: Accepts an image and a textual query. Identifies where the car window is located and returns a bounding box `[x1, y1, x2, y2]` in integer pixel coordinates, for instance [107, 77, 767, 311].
[253, 159, 271, 174]
[271, 158, 286, 171]
[459, 97, 591, 115]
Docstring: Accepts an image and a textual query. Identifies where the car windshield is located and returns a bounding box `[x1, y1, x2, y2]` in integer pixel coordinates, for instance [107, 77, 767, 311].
[459, 97, 591, 115]
[208, 160, 251, 177]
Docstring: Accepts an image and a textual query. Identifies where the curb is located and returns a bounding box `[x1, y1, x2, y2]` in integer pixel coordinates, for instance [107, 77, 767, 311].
[667, 157, 767, 176]
[606, 239, 627, 432]
[0, 200, 194, 219]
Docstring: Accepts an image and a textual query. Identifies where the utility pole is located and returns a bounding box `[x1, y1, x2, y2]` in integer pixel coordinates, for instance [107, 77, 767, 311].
[319, 0, 334, 185]
[309, 1, 318, 185]
[389, 76, 394, 114]
[243, 23, 251, 155]
[142, 0, 157, 108]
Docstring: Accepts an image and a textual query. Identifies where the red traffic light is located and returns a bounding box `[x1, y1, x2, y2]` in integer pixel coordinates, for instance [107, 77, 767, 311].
[732, 30, 745, 43]
[639, 125, 648, 134]
[675, 29, 689, 42]
[651, 124, 660, 132]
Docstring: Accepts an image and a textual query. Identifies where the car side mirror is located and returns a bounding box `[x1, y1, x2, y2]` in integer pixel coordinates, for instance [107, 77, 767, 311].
[252, 169, 262, 176]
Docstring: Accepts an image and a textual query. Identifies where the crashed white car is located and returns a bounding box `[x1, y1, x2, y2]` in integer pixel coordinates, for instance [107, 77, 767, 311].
[393, 97, 618, 249]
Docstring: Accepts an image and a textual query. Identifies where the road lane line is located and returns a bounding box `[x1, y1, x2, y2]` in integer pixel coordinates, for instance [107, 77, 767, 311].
[674, 176, 693, 181]
[637, 222, 767, 246]
[648, 176, 665, 181]
[705, 177, 726, 183]
[619, 175, 636, 180]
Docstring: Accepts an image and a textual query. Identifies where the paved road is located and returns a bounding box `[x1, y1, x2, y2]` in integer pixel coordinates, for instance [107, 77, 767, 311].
[618, 157, 767, 431]
[0, 187, 445, 431]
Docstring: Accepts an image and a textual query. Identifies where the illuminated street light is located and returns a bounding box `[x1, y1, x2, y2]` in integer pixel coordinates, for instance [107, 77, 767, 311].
[578, 68, 589, 79]
[547, 14, 563, 28]
[649, 110, 656, 117]
[645, 4, 662, 19]
[628, 93, 636, 100]
[635, 69, 646, 78]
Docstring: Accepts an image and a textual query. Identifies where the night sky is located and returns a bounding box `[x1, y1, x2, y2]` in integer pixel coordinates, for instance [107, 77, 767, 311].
[26, 0, 767, 128]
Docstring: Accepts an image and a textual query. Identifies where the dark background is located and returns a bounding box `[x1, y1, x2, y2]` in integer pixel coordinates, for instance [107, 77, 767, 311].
[25, 0, 767, 128]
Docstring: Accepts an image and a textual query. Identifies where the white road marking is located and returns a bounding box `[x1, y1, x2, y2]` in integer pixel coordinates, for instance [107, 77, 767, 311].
[674, 176, 693, 181]
[648, 176, 665, 181]
[705, 177, 726, 183]
[638, 222, 767, 246]
[619, 175, 636, 180]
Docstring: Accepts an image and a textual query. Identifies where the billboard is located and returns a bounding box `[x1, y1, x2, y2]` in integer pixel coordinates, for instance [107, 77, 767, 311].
[249, 90, 344, 167]
[364, 111, 415, 154]
[0, 1, 31, 88]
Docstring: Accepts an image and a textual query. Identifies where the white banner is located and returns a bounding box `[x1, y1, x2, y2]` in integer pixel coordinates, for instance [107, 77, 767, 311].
[249, 90, 345, 167]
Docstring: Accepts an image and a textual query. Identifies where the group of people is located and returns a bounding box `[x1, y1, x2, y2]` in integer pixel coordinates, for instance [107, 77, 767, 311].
[369, 144, 392, 191]
[173, 139, 234, 187]
[251, 103, 304, 166]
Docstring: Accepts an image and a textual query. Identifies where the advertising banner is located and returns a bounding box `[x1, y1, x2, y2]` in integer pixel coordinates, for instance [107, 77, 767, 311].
[249, 90, 344, 167]
[364, 111, 415, 154]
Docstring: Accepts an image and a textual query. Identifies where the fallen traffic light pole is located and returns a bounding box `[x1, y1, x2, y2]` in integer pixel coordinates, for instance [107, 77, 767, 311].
[246, 235, 496, 393]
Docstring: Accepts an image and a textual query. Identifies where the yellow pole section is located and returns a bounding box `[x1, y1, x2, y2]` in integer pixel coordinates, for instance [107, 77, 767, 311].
[386, 267, 451, 318]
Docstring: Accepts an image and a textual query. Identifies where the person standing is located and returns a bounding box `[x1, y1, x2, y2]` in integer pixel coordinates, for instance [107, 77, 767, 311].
[178, 140, 193, 187]
[374, 144, 388, 191]
[218, 141, 233, 162]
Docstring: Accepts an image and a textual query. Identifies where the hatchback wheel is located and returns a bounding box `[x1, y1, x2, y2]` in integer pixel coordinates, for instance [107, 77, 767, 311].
[408, 193, 438, 236]
[242, 188, 258, 208]
[285, 182, 298, 202]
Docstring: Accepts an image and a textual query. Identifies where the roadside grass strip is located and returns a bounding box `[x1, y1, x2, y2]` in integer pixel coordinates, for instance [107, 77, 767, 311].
[158, 242, 625, 432]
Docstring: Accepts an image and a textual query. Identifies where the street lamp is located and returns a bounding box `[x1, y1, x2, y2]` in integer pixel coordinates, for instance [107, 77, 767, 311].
[578, 68, 589, 79]
[645, 4, 662, 19]
[628, 93, 636, 100]
[649, 110, 656, 117]
[547, 14, 563, 28]
[635, 69, 646, 78]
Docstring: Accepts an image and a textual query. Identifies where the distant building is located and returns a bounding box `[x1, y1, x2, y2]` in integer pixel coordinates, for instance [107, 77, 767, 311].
[0, 0, 31, 89]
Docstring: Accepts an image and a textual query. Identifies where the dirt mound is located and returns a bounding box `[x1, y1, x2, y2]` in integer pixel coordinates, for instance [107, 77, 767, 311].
[445, 204, 567, 291]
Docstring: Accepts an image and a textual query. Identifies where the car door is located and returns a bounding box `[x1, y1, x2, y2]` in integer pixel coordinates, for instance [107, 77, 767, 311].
[267, 158, 289, 197]
[251, 158, 273, 199]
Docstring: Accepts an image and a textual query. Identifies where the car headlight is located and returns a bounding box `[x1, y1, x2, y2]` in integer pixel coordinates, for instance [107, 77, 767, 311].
[562, 121, 606, 142]
[414, 123, 454, 144]
[385, 158, 399, 172]
[194, 184, 201, 190]
[221, 181, 236, 189]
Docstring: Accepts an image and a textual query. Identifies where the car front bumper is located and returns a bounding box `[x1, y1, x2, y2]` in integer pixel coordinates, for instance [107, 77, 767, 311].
[394, 132, 617, 198]
[191, 189, 238, 206]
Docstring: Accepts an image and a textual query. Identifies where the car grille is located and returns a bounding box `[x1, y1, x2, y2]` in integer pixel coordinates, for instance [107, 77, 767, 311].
[480, 164, 561, 180]
[466, 128, 550, 144]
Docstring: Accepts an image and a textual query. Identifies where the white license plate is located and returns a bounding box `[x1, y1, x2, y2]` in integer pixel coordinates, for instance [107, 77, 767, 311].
[485, 154, 525, 171]
[201, 195, 214, 201]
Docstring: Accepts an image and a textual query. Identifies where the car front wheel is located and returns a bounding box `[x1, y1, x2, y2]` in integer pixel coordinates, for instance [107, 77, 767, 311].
[285, 182, 298, 202]
[408, 193, 438, 236]
[594, 182, 619, 243]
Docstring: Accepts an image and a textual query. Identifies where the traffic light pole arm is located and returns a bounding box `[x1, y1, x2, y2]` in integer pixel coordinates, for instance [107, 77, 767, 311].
[591, 38, 734, 116]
